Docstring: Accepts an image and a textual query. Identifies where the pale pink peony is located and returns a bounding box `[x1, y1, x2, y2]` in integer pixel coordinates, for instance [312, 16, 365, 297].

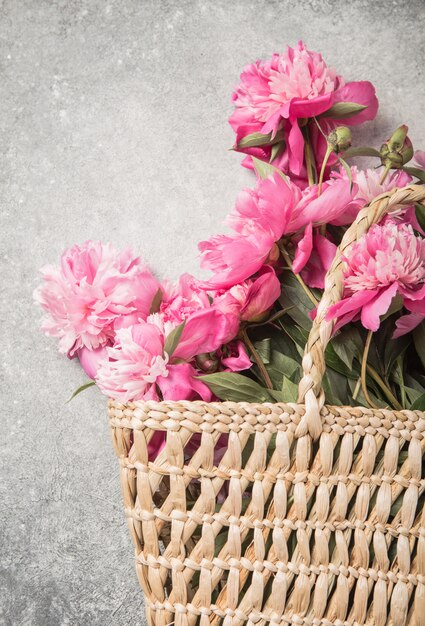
[230, 41, 378, 176]
[199, 171, 355, 289]
[326, 223, 425, 334]
[34, 240, 161, 359]
[329, 166, 412, 226]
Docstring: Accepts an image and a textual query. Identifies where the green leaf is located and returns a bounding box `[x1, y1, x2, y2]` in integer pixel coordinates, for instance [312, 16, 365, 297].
[252, 157, 289, 182]
[319, 102, 367, 119]
[342, 146, 381, 159]
[279, 272, 316, 331]
[149, 288, 163, 314]
[66, 381, 96, 404]
[164, 320, 186, 358]
[402, 167, 425, 183]
[415, 203, 425, 232]
[413, 321, 425, 369]
[404, 385, 424, 405]
[270, 141, 285, 163]
[325, 344, 358, 379]
[237, 129, 286, 149]
[253, 338, 271, 364]
[278, 319, 308, 353]
[200, 372, 274, 403]
[281, 376, 298, 402]
[410, 393, 425, 410]
[331, 327, 362, 369]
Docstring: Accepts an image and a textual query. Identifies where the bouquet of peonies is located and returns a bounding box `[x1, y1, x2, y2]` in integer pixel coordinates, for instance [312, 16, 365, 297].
[35, 42, 425, 424]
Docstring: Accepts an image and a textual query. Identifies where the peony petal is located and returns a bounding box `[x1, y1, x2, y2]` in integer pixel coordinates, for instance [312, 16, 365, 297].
[331, 81, 379, 125]
[287, 120, 305, 176]
[289, 93, 335, 118]
[360, 284, 399, 331]
[77, 345, 108, 379]
[173, 308, 239, 361]
[221, 341, 252, 372]
[240, 266, 281, 321]
[157, 364, 212, 401]
[292, 223, 313, 274]
[394, 312, 425, 338]
[326, 289, 379, 322]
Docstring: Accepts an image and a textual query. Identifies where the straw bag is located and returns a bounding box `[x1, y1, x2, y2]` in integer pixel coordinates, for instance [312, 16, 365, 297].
[108, 185, 425, 626]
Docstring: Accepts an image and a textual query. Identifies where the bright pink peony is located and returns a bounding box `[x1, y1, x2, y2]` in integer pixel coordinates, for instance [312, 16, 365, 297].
[96, 321, 213, 403]
[200, 171, 355, 289]
[34, 240, 161, 358]
[216, 266, 281, 321]
[326, 223, 425, 334]
[160, 273, 211, 324]
[230, 41, 378, 176]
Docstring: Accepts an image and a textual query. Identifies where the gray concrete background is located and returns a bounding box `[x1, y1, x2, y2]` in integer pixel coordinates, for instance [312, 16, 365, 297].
[1, 0, 424, 624]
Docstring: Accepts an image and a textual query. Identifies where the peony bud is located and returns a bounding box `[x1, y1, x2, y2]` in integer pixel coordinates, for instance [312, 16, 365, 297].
[380, 125, 414, 170]
[327, 126, 352, 154]
[195, 352, 219, 373]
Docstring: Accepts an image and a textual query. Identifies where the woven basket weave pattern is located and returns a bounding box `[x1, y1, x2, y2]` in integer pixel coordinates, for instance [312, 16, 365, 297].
[109, 186, 425, 626]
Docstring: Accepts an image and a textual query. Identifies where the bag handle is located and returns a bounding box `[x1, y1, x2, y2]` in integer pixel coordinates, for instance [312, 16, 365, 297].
[296, 184, 425, 439]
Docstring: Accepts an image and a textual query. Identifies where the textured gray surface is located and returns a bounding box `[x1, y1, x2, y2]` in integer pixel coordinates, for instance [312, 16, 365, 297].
[1, 0, 424, 624]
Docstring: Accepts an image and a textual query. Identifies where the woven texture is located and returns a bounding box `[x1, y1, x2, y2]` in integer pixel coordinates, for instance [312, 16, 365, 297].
[109, 185, 425, 626]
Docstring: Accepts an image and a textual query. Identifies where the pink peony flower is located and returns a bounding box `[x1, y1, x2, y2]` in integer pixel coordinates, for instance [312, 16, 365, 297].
[326, 223, 425, 334]
[230, 41, 378, 177]
[329, 166, 412, 226]
[216, 266, 281, 321]
[34, 240, 161, 358]
[199, 171, 355, 289]
[96, 321, 213, 403]
[160, 273, 211, 324]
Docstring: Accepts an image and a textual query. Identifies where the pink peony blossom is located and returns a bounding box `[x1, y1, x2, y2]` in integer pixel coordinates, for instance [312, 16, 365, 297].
[96, 321, 213, 403]
[216, 266, 281, 321]
[76, 345, 108, 379]
[326, 223, 425, 334]
[230, 41, 378, 177]
[160, 273, 211, 324]
[329, 166, 412, 226]
[34, 240, 160, 358]
[199, 171, 355, 289]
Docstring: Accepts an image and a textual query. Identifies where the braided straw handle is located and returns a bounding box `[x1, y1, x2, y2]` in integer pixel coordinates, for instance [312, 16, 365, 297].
[296, 183, 425, 440]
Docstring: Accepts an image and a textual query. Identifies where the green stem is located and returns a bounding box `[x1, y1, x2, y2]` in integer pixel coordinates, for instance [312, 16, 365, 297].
[360, 331, 402, 409]
[304, 124, 317, 186]
[278, 242, 319, 306]
[318, 145, 333, 195]
[379, 163, 391, 185]
[361, 331, 379, 409]
[241, 328, 273, 390]
[366, 364, 403, 410]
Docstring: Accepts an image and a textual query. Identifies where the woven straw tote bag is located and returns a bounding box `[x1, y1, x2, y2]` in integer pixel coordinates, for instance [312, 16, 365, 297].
[108, 184, 425, 626]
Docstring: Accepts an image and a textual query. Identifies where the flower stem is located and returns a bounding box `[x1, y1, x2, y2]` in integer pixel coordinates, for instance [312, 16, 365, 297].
[361, 330, 403, 410]
[241, 328, 273, 390]
[278, 242, 319, 306]
[361, 331, 379, 409]
[318, 145, 333, 195]
[379, 163, 391, 184]
[366, 364, 403, 410]
[304, 124, 317, 186]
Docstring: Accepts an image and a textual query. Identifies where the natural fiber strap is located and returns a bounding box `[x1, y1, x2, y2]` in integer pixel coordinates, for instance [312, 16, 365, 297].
[297, 184, 425, 440]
